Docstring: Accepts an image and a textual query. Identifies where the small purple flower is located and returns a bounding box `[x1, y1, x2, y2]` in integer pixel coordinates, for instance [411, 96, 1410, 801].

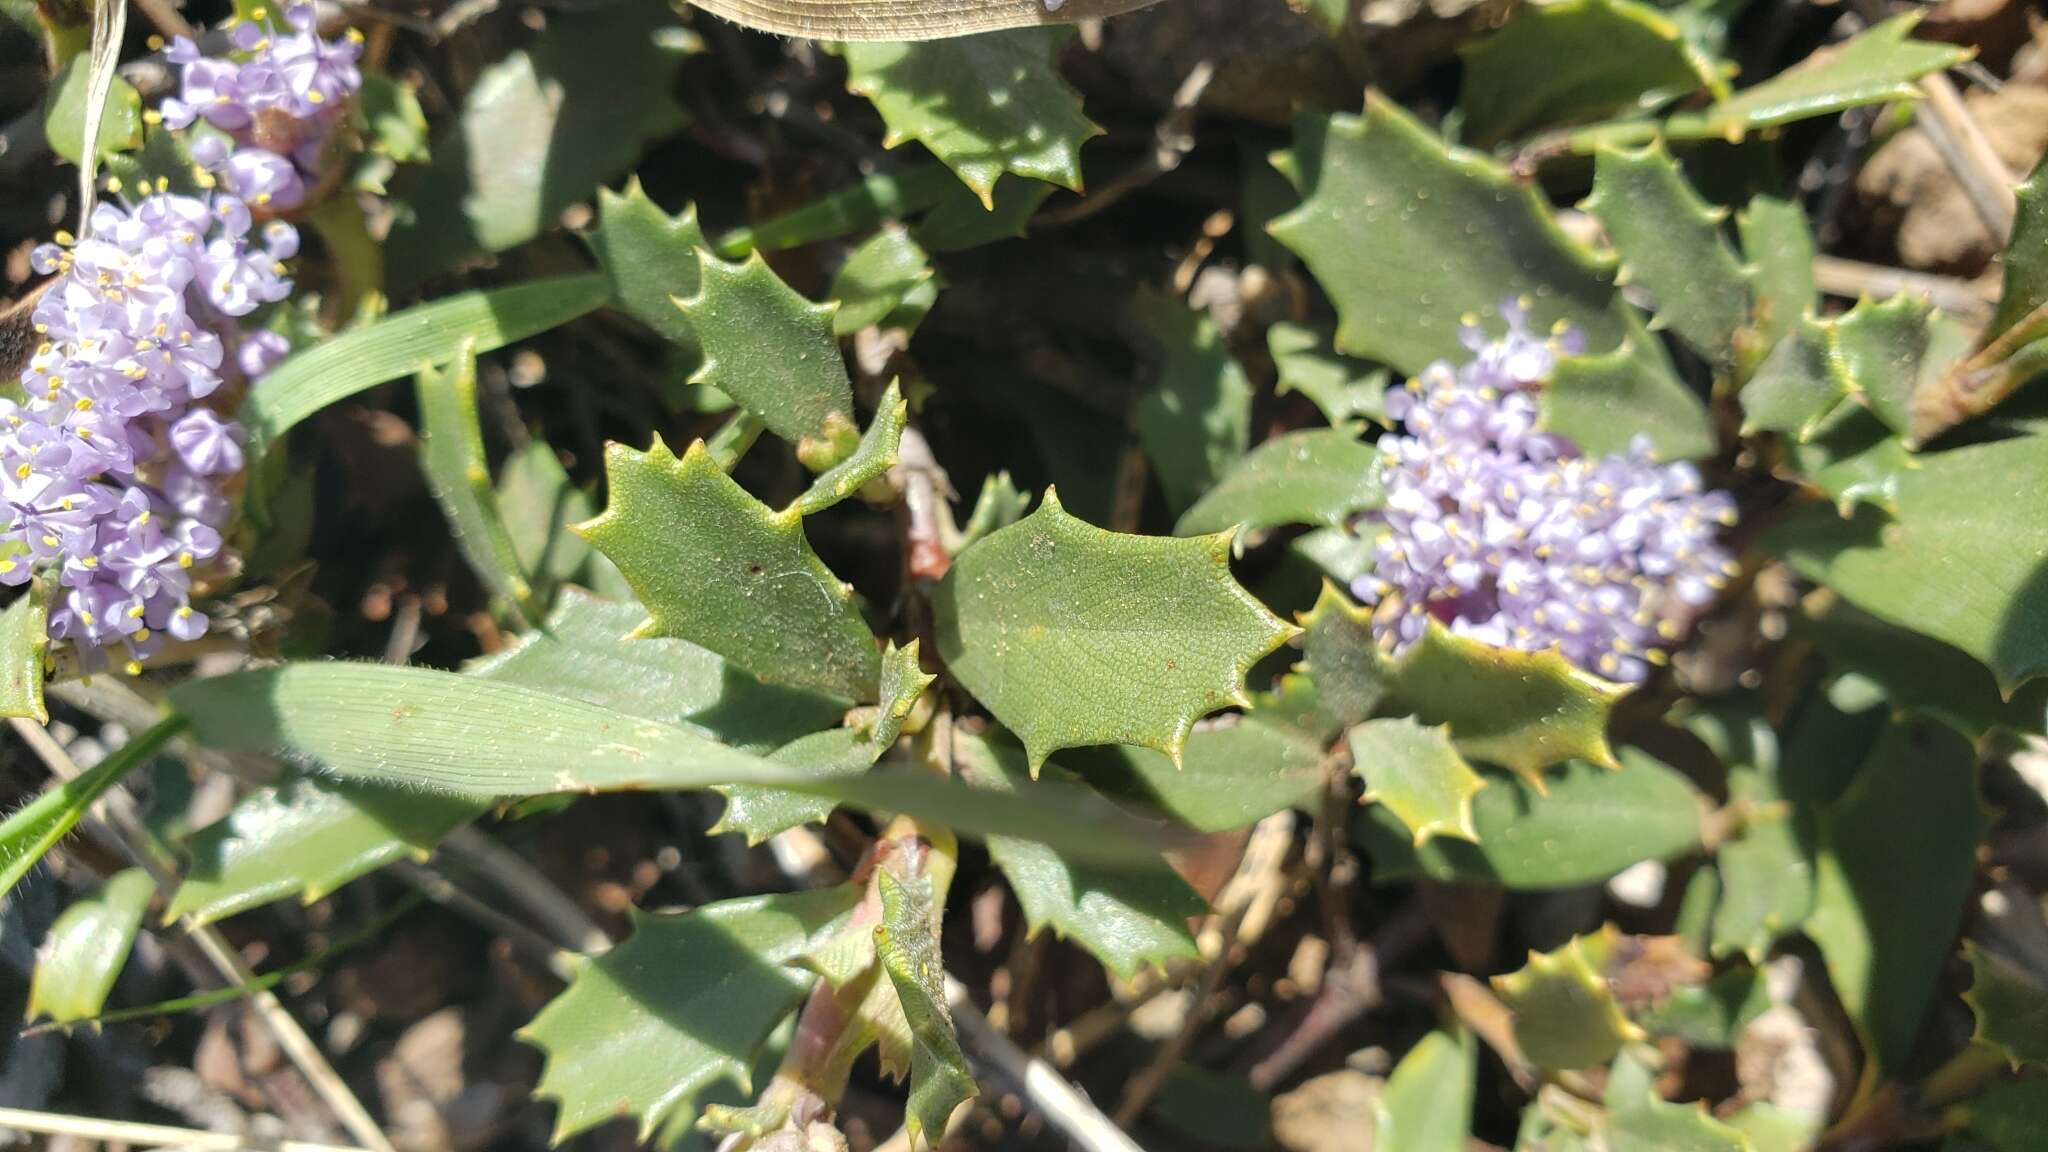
[170, 409, 245, 475]
[1351, 302, 1737, 685]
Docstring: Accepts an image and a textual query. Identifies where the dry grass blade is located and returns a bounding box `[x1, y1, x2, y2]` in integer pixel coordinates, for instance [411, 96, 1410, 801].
[687, 0, 1164, 40]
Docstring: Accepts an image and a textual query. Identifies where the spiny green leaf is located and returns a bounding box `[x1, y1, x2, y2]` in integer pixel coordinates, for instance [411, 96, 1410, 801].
[1603, 1051, 1752, 1151]
[167, 776, 485, 926]
[1459, 0, 1720, 147]
[830, 227, 937, 335]
[1068, 714, 1329, 834]
[932, 490, 1298, 771]
[1298, 582, 1389, 733]
[1583, 144, 1749, 367]
[868, 640, 935, 752]
[44, 55, 140, 163]
[1683, 699, 1811, 963]
[1804, 719, 1983, 1075]
[27, 868, 154, 1023]
[713, 729, 875, 845]
[1662, 14, 1969, 142]
[1960, 1081, 2048, 1152]
[913, 174, 1056, 252]
[1134, 289, 1255, 514]
[1173, 430, 1384, 538]
[522, 886, 861, 1142]
[586, 179, 707, 354]
[1495, 929, 1645, 1071]
[386, 1, 686, 286]
[957, 471, 1031, 553]
[1268, 322, 1388, 427]
[579, 437, 880, 700]
[416, 340, 535, 615]
[1798, 598, 2048, 741]
[1788, 409, 1916, 517]
[1544, 312, 1716, 460]
[1, 716, 182, 899]
[1831, 294, 1935, 436]
[1636, 967, 1772, 1050]
[354, 72, 430, 166]
[1270, 95, 1628, 377]
[1347, 717, 1487, 846]
[0, 581, 49, 722]
[1356, 752, 1704, 890]
[1736, 197, 1817, 356]
[677, 253, 856, 449]
[1988, 154, 2048, 342]
[1384, 618, 1627, 783]
[1373, 1030, 1476, 1152]
[957, 731, 1204, 980]
[1962, 941, 2048, 1071]
[242, 274, 611, 448]
[1769, 431, 2048, 694]
[1742, 318, 1846, 441]
[1744, 295, 1941, 442]
[841, 28, 1099, 203]
[875, 870, 978, 1148]
[792, 381, 908, 516]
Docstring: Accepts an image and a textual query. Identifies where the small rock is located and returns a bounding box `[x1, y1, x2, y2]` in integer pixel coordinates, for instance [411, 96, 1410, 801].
[1271, 1069, 1382, 1152]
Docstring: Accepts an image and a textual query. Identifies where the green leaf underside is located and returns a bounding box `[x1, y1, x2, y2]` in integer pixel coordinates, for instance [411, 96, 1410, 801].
[830, 227, 937, 335]
[1584, 145, 1749, 366]
[1543, 311, 1716, 461]
[1373, 1030, 1476, 1152]
[875, 870, 978, 1147]
[1134, 289, 1255, 514]
[1269, 96, 1626, 377]
[1738, 197, 1819, 354]
[522, 886, 861, 1141]
[1066, 715, 1329, 833]
[416, 342, 534, 613]
[794, 381, 908, 516]
[579, 437, 880, 700]
[1356, 752, 1704, 889]
[1348, 717, 1487, 846]
[1495, 931, 1641, 1071]
[1804, 719, 1984, 1075]
[1604, 1051, 1750, 1152]
[677, 253, 856, 446]
[956, 731, 1204, 979]
[841, 28, 1099, 202]
[28, 868, 154, 1023]
[242, 273, 611, 447]
[1459, 0, 1717, 147]
[1268, 322, 1388, 427]
[1768, 431, 2048, 693]
[933, 491, 1296, 769]
[586, 179, 708, 355]
[1963, 941, 2048, 1071]
[1, 583, 50, 722]
[1174, 430, 1384, 537]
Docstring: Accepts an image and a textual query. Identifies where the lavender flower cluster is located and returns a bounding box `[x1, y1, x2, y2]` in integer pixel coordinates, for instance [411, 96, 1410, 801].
[156, 3, 364, 212]
[1352, 303, 1737, 684]
[5, 194, 297, 671]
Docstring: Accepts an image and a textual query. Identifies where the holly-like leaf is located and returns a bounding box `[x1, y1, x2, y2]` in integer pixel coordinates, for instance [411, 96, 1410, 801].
[1459, 0, 1720, 147]
[1770, 431, 2048, 694]
[830, 228, 937, 335]
[1711, 765, 1812, 964]
[1268, 322, 1387, 427]
[868, 640, 936, 752]
[1661, 14, 1970, 143]
[1744, 295, 1939, 441]
[1583, 144, 1749, 367]
[1069, 714, 1329, 833]
[1544, 313, 1716, 460]
[913, 175, 1056, 252]
[1356, 752, 1704, 890]
[167, 776, 486, 926]
[1737, 197, 1817, 355]
[522, 886, 861, 1142]
[416, 341, 536, 616]
[1962, 941, 2048, 1071]
[1384, 619, 1626, 783]
[1373, 1030, 1476, 1152]
[713, 729, 877, 845]
[932, 490, 1298, 771]
[1788, 409, 1917, 518]
[1270, 96, 1628, 377]
[1494, 930, 1645, 1071]
[386, 1, 687, 286]
[585, 179, 708, 355]
[1173, 430, 1384, 538]
[1603, 1051, 1751, 1152]
[956, 731, 1204, 980]
[354, 72, 430, 166]
[841, 28, 1099, 203]
[1742, 319, 1844, 442]
[0, 580, 49, 722]
[676, 253, 856, 450]
[1961, 1082, 2048, 1152]
[27, 868, 154, 1023]
[1989, 155, 2048, 343]
[1298, 582, 1389, 732]
[1347, 717, 1487, 846]
[578, 437, 881, 700]
[1804, 719, 1983, 1075]
[793, 381, 908, 516]
[875, 870, 978, 1148]
[1134, 289, 1254, 514]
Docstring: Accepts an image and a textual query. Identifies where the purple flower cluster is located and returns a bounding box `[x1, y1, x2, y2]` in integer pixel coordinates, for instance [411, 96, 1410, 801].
[1351, 302, 1737, 684]
[157, 4, 364, 212]
[4, 193, 296, 670]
